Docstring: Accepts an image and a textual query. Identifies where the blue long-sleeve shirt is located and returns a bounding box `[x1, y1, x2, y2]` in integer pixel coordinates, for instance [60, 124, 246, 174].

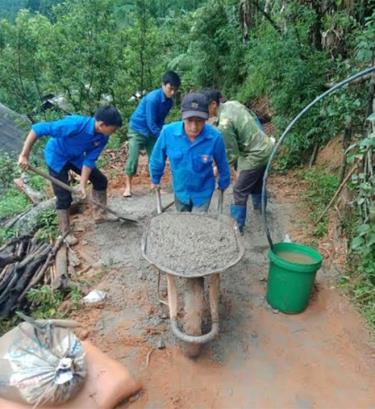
[129, 88, 173, 138]
[32, 115, 108, 173]
[150, 121, 231, 206]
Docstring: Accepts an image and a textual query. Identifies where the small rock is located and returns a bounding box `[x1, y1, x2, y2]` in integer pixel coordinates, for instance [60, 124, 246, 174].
[92, 261, 104, 269]
[146, 305, 155, 316]
[160, 312, 168, 320]
[58, 300, 72, 314]
[138, 271, 147, 280]
[157, 339, 166, 349]
[82, 289, 107, 305]
[272, 308, 279, 314]
[81, 240, 88, 246]
[79, 329, 90, 340]
[129, 393, 140, 403]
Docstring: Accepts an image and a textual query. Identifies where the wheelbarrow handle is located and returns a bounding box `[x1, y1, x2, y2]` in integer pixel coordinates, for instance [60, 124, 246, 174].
[217, 189, 224, 214]
[155, 188, 162, 214]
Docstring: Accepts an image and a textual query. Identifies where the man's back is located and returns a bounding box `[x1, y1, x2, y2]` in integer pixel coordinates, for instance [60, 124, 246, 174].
[218, 100, 272, 171]
[129, 88, 173, 138]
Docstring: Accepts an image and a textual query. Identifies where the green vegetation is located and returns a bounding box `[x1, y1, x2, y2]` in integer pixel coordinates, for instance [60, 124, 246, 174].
[34, 208, 58, 241]
[26, 282, 82, 320]
[0, 0, 374, 327]
[0, 188, 31, 219]
[341, 114, 375, 329]
[27, 285, 64, 319]
[302, 169, 339, 238]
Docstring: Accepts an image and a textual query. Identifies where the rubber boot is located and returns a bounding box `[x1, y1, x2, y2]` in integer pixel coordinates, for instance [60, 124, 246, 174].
[230, 204, 247, 233]
[92, 189, 116, 224]
[251, 191, 267, 211]
[57, 209, 78, 246]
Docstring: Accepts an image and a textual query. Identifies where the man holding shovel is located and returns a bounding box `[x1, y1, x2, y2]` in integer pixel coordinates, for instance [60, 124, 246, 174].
[18, 106, 123, 245]
[149, 92, 230, 212]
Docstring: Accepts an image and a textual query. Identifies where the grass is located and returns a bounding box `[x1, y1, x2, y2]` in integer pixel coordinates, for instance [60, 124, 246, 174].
[339, 267, 375, 330]
[27, 286, 65, 320]
[301, 168, 339, 237]
[300, 167, 375, 330]
[0, 187, 32, 219]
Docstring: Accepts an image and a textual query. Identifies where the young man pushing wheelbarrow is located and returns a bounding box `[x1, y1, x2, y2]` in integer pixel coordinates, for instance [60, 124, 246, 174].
[149, 92, 231, 211]
[147, 92, 235, 358]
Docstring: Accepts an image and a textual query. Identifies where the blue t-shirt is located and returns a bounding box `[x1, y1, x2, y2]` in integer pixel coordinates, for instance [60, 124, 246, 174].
[150, 121, 230, 206]
[32, 115, 108, 173]
[129, 88, 173, 138]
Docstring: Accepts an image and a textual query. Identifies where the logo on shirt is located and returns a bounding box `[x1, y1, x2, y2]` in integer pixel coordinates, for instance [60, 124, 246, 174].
[93, 140, 101, 147]
[201, 155, 209, 162]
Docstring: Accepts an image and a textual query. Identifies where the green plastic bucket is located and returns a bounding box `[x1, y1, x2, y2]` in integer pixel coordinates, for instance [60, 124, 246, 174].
[266, 242, 323, 314]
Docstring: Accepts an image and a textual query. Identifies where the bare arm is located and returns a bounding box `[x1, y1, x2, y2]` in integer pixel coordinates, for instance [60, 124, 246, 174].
[78, 165, 92, 199]
[18, 130, 38, 169]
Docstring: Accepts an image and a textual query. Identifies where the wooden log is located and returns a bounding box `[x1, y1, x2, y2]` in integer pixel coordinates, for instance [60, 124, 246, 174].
[0, 254, 48, 317]
[17, 242, 50, 269]
[0, 262, 17, 290]
[10, 198, 56, 236]
[0, 255, 22, 268]
[52, 244, 68, 290]
[13, 177, 44, 204]
[17, 232, 68, 303]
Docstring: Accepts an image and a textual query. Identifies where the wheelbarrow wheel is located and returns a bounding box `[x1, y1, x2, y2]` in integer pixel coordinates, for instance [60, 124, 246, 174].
[183, 277, 204, 358]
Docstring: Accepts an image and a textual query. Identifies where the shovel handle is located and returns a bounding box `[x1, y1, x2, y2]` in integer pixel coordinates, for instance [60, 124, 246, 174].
[28, 165, 76, 194]
[27, 165, 138, 224]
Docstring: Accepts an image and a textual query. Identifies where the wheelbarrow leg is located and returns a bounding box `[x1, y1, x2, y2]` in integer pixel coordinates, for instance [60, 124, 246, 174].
[166, 274, 178, 320]
[166, 273, 220, 359]
[208, 273, 220, 326]
[183, 277, 204, 358]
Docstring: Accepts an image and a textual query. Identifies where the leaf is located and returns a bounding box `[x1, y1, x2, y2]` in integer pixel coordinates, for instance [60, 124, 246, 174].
[357, 224, 370, 236]
[367, 113, 375, 123]
[367, 233, 375, 247]
[351, 236, 364, 250]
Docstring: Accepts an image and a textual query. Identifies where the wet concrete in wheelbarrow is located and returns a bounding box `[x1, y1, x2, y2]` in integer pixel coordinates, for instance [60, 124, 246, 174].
[145, 213, 241, 276]
[73, 187, 375, 409]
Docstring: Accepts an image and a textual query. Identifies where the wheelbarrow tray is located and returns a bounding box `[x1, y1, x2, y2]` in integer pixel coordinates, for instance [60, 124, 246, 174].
[141, 212, 244, 278]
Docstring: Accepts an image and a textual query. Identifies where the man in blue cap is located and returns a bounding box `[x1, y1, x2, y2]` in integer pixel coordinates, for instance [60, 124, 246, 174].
[149, 92, 230, 212]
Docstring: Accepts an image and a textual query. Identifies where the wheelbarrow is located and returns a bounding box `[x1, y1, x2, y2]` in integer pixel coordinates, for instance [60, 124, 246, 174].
[142, 190, 244, 357]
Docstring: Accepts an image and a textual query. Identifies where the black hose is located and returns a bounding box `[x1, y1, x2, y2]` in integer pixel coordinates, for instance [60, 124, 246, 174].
[261, 65, 375, 249]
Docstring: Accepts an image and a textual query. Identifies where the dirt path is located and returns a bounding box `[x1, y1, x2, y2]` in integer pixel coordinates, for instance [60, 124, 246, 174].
[70, 181, 375, 409]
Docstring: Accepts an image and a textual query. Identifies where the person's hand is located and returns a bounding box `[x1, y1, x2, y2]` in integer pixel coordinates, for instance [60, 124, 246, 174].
[18, 154, 29, 171]
[75, 183, 87, 200]
[207, 116, 218, 125]
[213, 165, 218, 177]
[151, 183, 160, 191]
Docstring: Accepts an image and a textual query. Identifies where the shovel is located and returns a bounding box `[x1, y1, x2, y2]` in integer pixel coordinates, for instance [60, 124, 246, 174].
[27, 165, 139, 225]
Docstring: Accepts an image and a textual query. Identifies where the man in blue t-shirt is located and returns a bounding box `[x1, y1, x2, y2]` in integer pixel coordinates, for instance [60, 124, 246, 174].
[18, 106, 123, 245]
[123, 71, 181, 197]
[150, 92, 230, 212]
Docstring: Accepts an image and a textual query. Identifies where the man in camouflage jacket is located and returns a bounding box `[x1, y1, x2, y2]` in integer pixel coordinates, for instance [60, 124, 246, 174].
[202, 89, 273, 232]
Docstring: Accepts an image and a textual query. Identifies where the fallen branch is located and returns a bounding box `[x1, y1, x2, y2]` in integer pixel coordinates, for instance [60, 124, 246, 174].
[316, 163, 358, 224]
